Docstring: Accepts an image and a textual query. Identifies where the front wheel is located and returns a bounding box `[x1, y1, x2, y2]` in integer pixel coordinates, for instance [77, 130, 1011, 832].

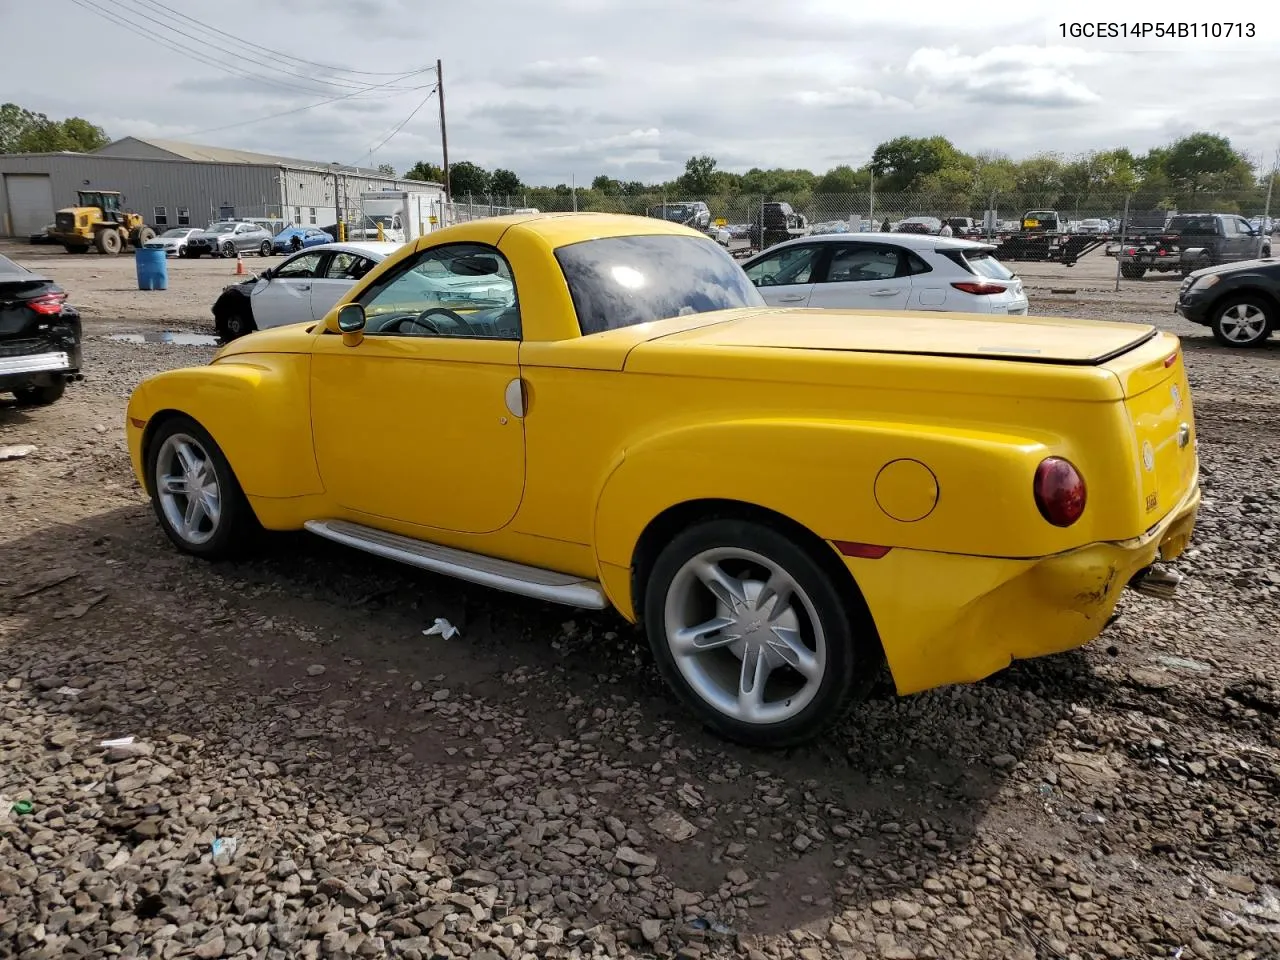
[1211, 294, 1273, 347]
[221, 241, 236, 258]
[146, 416, 259, 559]
[215, 302, 256, 342]
[1120, 264, 1145, 280]
[643, 518, 879, 747]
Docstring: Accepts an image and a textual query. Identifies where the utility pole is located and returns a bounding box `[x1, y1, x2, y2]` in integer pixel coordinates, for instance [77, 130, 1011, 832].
[1259, 147, 1278, 258]
[437, 59, 450, 203]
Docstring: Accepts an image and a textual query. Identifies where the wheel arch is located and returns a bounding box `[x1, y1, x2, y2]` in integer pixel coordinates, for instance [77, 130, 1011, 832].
[128, 362, 322, 500]
[1206, 282, 1280, 321]
[628, 497, 880, 657]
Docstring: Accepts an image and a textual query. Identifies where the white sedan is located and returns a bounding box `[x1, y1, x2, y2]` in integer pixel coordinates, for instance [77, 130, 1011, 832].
[211, 241, 401, 340]
[739, 232, 1029, 315]
[211, 241, 517, 341]
[141, 227, 204, 258]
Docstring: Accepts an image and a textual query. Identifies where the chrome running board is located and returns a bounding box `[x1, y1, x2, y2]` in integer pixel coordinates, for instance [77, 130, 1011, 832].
[304, 519, 609, 610]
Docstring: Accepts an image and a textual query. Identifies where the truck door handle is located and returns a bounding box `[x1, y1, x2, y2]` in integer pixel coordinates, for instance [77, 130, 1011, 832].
[777, 295, 806, 302]
[297, 284, 311, 291]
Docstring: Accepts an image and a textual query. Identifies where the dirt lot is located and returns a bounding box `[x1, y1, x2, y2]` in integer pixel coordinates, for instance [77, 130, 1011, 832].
[1, 240, 1278, 960]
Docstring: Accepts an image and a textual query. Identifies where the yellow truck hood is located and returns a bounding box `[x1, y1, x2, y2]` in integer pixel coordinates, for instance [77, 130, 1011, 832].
[647, 309, 1157, 365]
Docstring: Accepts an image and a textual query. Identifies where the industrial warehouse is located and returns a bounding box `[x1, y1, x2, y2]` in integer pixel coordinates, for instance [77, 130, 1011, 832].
[0, 136, 445, 239]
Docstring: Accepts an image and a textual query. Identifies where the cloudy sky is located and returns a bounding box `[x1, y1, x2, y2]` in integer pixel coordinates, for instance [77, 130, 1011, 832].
[4, 0, 1279, 184]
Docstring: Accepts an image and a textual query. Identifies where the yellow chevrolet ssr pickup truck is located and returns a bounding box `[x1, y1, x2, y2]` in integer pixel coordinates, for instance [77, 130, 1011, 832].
[126, 213, 1200, 747]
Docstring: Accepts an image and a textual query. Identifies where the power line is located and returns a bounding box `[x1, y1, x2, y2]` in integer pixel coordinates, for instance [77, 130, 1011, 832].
[114, 0, 425, 94]
[125, 0, 427, 78]
[352, 88, 438, 167]
[67, 0, 428, 100]
[184, 78, 435, 139]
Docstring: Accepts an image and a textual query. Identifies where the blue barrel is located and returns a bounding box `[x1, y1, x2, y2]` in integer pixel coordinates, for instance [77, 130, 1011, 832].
[135, 246, 169, 291]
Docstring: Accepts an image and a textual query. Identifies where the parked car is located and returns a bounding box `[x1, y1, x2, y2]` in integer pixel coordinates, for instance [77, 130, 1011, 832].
[126, 213, 1200, 748]
[647, 201, 711, 231]
[895, 216, 942, 235]
[740, 232, 1028, 315]
[0, 254, 82, 407]
[272, 226, 335, 254]
[1175, 258, 1280, 347]
[142, 227, 203, 258]
[185, 221, 274, 259]
[212, 241, 400, 341]
[749, 201, 810, 249]
[1076, 218, 1108, 234]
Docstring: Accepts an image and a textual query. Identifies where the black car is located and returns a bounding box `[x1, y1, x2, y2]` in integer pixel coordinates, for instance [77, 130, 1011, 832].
[0, 255, 82, 406]
[1175, 258, 1279, 347]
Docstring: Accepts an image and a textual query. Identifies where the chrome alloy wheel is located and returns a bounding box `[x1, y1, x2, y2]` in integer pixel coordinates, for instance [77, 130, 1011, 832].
[1218, 302, 1268, 343]
[155, 433, 222, 546]
[662, 547, 826, 725]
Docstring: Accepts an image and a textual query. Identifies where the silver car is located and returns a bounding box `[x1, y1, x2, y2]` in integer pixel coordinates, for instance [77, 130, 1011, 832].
[142, 227, 203, 258]
[184, 221, 274, 259]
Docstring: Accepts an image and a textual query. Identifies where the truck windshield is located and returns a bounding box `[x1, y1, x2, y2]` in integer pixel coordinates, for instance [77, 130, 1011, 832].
[554, 234, 764, 336]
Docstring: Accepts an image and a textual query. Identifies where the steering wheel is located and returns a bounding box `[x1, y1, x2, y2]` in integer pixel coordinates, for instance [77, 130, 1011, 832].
[416, 306, 481, 336]
[757, 273, 778, 286]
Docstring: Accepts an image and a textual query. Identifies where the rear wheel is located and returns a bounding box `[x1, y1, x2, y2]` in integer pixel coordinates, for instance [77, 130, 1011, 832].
[643, 518, 879, 747]
[146, 416, 259, 560]
[95, 229, 122, 255]
[1120, 263, 1145, 279]
[13, 380, 66, 406]
[62, 243, 89, 254]
[1211, 294, 1273, 347]
[258, 240, 271, 257]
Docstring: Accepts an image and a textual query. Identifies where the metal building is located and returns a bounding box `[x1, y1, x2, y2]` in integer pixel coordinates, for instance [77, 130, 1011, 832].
[0, 136, 445, 239]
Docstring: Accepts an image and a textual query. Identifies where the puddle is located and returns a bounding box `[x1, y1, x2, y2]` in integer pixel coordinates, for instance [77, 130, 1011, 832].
[106, 332, 219, 347]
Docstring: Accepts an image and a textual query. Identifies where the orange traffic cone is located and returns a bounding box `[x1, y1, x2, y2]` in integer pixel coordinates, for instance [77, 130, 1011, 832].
[235, 252, 245, 276]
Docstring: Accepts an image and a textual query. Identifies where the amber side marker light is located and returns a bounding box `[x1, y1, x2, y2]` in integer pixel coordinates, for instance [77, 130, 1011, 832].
[1034, 457, 1087, 527]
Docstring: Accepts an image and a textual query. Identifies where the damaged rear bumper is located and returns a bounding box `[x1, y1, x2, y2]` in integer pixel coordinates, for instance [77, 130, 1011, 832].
[845, 482, 1202, 696]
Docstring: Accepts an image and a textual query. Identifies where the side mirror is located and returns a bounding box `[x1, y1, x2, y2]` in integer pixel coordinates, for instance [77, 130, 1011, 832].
[337, 303, 366, 347]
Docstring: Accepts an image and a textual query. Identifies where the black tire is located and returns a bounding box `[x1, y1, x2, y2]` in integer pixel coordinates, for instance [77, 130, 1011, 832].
[1120, 264, 1145, 280]
[145, 415, 260, 560]
[95, 229, 122, 255]
[1210, 294, 1274, 348]
[215, 302, 256, 342]
[642, 518, 879, 748]
[62, 243, 89, 254]
[13, 379, 67, 406]
[131, 225, 156, 247]
[258, 240, 272, 257]
[221, 241, 236, 258]
[177, 245, 186, 258]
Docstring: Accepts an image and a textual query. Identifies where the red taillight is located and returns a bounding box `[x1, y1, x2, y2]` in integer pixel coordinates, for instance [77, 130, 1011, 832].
[951, 281, 1007, 296]
[1125, 248, 1136, 256]
[1033, 457, 1087, 527]
[833, 541, 892, 559]
[27, 292, 66, 315]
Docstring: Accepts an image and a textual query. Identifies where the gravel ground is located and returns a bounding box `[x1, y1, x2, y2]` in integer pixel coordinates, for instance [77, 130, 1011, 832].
[1, 242, 1278, 960]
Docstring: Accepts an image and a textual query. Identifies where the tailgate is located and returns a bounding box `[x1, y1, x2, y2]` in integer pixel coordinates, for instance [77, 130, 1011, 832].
[1103, 333, 1198, 528]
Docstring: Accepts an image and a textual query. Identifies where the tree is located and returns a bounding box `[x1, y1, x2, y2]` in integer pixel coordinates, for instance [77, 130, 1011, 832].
[448, 160, 490, 196]
[490, 168, 522, 197]
[869, 136, 964, 192]
[376, 162, 396, 177]
[1162, 132, 1252, 194]
[677, 155, 718, 196]
[591, 175, 622, 195]
[1012, 154, 1064, 198]
[814, 165, 869, 194]
[0, 103, 108, 154]
[403, 160, 444, 182]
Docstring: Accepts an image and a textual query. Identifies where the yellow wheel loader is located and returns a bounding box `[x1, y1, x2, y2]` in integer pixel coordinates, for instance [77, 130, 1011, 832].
[47, 190, 156, 255]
